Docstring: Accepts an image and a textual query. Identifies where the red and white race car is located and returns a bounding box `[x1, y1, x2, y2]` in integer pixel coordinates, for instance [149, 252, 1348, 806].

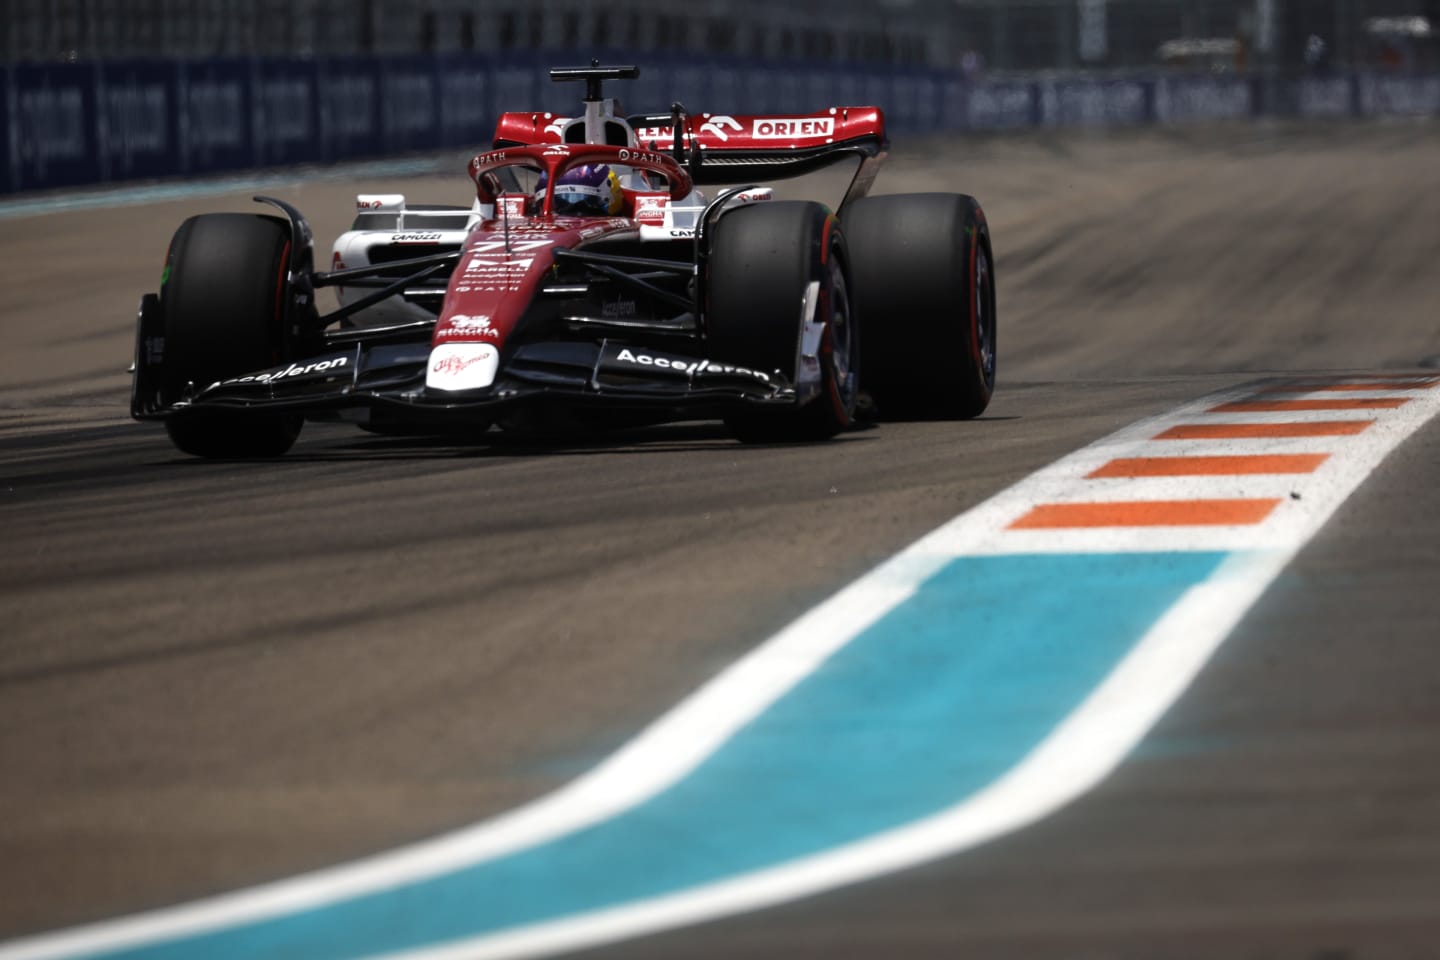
[131, 63, 996, 457]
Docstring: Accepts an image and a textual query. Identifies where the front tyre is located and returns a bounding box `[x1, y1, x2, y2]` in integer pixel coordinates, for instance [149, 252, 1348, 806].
[159, 213, 302, 458]
[707, 201, 858, 443]
[843, 192, 996, 420]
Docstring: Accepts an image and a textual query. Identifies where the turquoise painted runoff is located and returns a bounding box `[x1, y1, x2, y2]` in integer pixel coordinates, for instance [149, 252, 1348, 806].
[77, 551, 1229, 959]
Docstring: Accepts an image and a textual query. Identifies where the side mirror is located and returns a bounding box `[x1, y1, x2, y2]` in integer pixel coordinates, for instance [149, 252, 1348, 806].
[667, 101, 702, 178]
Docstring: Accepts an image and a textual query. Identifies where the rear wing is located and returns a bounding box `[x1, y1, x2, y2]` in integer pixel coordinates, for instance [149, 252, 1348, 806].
[492, 108, 888, 205]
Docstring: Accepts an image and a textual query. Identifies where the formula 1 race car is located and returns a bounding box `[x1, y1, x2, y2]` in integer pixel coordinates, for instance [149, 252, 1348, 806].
[130, 63, 996, 457]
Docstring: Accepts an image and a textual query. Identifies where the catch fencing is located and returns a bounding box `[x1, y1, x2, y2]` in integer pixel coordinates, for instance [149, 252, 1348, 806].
[3, 53, 1439, 196]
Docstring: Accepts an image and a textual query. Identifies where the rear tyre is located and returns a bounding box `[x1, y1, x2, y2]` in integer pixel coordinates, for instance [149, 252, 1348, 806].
[160, 213, 302, 458]
[843, 192, 996, 419]
[707, 201, 858, 443]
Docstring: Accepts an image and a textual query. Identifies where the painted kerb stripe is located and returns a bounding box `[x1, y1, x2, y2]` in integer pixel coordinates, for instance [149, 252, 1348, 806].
[1155, 422, 1373, 440]
[1009, 498, 1282, 528]
[1087, 454, 1329, 477]
[1214, 397, 1408, 412]
[1257, 382, 1439, 393]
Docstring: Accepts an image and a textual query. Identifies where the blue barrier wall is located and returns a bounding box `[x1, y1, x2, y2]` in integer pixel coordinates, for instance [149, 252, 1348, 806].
[3, 54, 1439, 195]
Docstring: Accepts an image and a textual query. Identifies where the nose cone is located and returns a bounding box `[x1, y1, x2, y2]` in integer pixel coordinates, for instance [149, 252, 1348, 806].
[427, 342, 500, 392]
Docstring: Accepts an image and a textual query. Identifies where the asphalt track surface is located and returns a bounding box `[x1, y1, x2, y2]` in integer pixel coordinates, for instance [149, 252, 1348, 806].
[3, 120, 1440, 957]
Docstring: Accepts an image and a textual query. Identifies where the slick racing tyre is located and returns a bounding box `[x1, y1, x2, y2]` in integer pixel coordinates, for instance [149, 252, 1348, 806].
[707, 201, 858, 443]
[843, 192, 996, 419]
[160, 213, 303, 458]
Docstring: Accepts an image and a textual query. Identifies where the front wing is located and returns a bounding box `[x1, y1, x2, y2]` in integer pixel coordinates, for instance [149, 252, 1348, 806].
[132, 336, 797, 422]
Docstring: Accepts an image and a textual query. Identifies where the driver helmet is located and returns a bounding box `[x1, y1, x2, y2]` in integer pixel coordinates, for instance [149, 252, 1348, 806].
[537, 164, 624, 217]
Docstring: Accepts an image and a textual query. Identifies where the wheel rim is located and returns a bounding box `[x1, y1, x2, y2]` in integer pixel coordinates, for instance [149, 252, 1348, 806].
[975, 246, 996, 383]
[827, 255, 857, 410]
